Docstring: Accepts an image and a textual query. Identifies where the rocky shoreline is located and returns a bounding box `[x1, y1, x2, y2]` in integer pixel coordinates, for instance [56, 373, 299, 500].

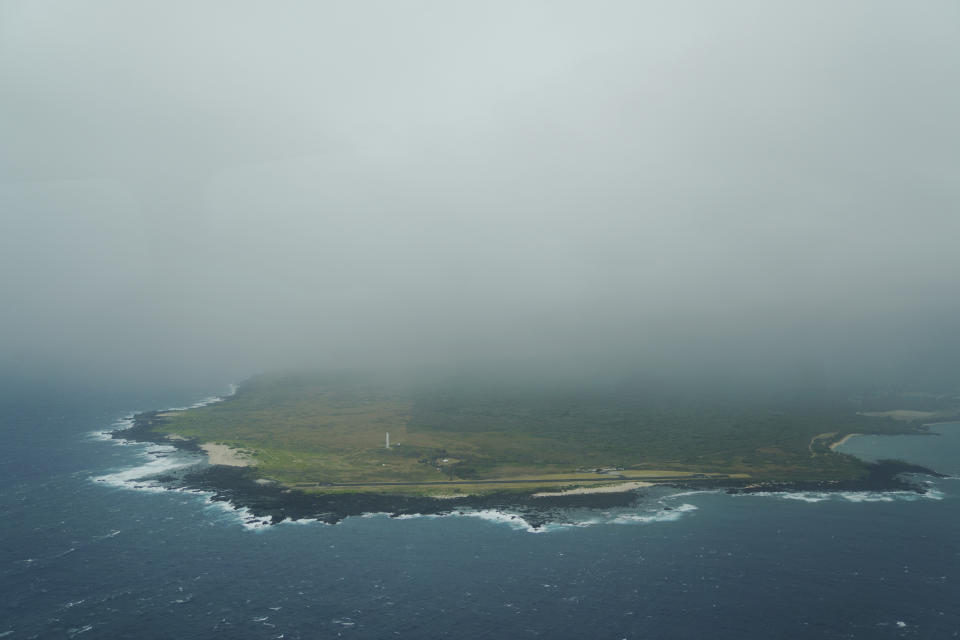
[112, 410, 946, 529]
[112, 410, 643, 528]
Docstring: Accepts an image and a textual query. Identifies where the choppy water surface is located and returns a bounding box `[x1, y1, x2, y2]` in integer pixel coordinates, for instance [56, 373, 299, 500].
[2, 388, 958, 639]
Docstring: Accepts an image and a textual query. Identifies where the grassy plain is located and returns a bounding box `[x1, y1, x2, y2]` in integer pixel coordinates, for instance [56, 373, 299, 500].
[150, 372, 937, 493]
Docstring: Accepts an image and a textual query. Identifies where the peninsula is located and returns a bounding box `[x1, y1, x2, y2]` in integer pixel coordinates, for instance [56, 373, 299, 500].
[114, 372, 956, 524]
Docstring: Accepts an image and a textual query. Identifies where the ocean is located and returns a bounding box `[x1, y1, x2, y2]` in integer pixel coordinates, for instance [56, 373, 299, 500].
[2, 384, 958, 639]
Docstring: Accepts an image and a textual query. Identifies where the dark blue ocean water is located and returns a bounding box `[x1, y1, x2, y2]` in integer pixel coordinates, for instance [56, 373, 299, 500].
[2, 385, 959, 639]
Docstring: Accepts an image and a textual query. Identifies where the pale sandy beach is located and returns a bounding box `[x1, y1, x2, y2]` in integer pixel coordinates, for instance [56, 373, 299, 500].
[829, 433, 861, 451]
[532, 481, 654, 497]
[201, 443, 253, 467]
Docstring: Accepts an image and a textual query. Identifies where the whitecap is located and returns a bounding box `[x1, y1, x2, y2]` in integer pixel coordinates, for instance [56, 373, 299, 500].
[611, 503, 699, 525]
[277, 517, 321, 525]
[67, 625, 93, 638]
[448, 503, 702, 532]
[91, 448, 199, 492]
[662, 490, 719, 499]
[780, 492, 833, 503]
[165, 385, 238, 412]
[203, 497, 273, 530]
[842, 489, 944, 502]
[359, 512, 392, 519]
[838, 492, 896, 503]
[735, 489, 941, 503]
[444, 509, 560, 533]
[457, 509, 531, 529]
[87, 416, 135, 441]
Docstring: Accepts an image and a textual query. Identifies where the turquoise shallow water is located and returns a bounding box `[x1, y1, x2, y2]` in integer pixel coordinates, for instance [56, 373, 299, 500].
[2, 387, 959, 639]
[836, 422, 960, 476]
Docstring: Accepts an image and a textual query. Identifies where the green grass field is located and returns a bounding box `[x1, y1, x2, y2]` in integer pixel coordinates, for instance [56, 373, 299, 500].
[150, 372, 938, 492]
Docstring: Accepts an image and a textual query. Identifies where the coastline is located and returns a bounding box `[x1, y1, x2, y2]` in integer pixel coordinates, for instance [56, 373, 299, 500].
[829, 433, 861, 451]
[109, 410, 646, 527]
[107, 408, 946, 528]
[720, 458, 945, 496]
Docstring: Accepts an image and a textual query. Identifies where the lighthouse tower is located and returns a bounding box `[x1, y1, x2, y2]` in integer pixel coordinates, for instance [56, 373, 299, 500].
[385, 432, 390, 449]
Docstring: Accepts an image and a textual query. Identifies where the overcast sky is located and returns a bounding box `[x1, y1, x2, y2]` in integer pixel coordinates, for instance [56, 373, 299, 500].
[2, 1, 959, 390]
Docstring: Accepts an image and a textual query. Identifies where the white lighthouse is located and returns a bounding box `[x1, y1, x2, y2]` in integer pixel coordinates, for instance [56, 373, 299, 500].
[385, 432, 390, 449]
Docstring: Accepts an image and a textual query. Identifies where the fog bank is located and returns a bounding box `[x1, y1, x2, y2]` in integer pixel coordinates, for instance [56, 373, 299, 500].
[2, 1, 959, 391]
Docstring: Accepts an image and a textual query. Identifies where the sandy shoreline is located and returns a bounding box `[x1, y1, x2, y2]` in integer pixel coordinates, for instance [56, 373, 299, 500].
[532, 481, 654, 497]
[860, 410, 936, 422]
[200, 443, 253, 467]
[829, 433, 861, 451]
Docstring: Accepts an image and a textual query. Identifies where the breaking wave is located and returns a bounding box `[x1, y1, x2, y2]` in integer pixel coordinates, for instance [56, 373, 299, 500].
[736, 489, 945, 503]
[356, 501, 700, 534]
[89, 386, 246, 519]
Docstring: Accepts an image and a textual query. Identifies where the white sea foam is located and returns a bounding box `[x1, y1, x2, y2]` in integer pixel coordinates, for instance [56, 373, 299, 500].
[458, 509, 536, 531]
[453, 509, 568, 533]
[457, 509, 533, 530]
[779, 492, 832, 503]
[278, 517, 324, 526]
[393, 513, 440, 520]
[737, 489, 944, 503]
[427, 503, 701, 533]
[93, 388, 234, 449]
[220, 498, 705, 533]
[611, 503, 699, 525]
[91, 446, 199, 492]
[374, 509, 558, 533]
[87, 416, 135, 442]
[838, 492, 897, 503]
[87, 386, 280, 528]
[202, 496, 273, 530]
[164, 385, 238, 412]
[662, 490, 720, 499]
